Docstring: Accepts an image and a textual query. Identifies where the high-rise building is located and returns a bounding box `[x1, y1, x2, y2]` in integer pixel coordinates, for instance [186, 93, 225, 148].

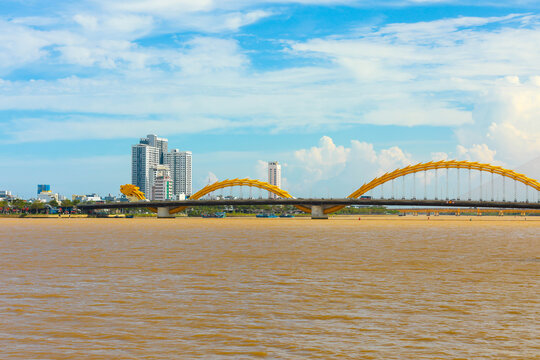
[144, 134, 168, 164]
[132, 135, 192, 199]
[131, 144, 159, 196]
[165, 150, 192, 197]
[268, 161, 281, 199]
[37, 184, 50, 194]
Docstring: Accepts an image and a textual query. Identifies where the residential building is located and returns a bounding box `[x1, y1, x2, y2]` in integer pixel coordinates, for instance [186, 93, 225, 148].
[165, 149, 192, 197]
[140, 134, 168, 164]
[132, 135, 192, 199]
[268, 161, 282, 199]
[151, 174, 173, 201]
[132, 143, 159, 196]
[149, 164, 171, 200]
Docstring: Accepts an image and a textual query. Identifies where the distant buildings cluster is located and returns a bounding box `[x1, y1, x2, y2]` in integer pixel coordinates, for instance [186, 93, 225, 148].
[1, 136, 283, 205]
[132, 134, 192, 200]
[0, 190, 13, 201]
[36, 184, 66, 203]
[0, 184, 125, 205]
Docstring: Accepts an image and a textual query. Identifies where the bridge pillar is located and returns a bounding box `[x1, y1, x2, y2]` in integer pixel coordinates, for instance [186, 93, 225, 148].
[157, 207, 174, 218]
[311, 205, 328, 219]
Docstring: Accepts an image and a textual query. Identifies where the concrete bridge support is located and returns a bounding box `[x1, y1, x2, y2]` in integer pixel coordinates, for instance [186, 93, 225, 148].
[157, 207, 175, 218]
[311, 205, 328, 219]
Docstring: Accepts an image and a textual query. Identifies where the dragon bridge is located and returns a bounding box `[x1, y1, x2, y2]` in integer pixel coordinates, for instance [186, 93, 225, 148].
[120, 160, 540, 216]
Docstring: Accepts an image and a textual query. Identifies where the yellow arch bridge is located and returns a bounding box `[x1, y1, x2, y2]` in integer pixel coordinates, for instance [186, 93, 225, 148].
[80, 160, 540, 218]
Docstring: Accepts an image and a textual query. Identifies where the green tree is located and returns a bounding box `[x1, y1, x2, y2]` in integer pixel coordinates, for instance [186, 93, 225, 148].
[12, 199, 26, 211]
[49, 199, 59, 208]
[30, 202, 45, 214]
[61, 199, 73, 207]
[0, 200, 8, 214]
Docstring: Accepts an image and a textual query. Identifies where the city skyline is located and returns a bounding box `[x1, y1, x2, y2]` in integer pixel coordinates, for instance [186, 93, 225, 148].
[132, 134, 192, 200]
[1, 1, 540, 198]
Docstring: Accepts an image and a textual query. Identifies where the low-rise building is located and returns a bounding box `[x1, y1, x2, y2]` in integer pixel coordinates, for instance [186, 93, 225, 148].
[85, 194, 102, 202]
[103, 194, 118, 202]
[37, 192, 59, 203]
[72, 194, 87, 202]
[152, 175, 173, 201]
[0, 190, 12, 200]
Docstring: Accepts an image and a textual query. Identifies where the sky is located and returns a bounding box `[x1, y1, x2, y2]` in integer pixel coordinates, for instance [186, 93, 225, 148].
[1, 0, 540, 198]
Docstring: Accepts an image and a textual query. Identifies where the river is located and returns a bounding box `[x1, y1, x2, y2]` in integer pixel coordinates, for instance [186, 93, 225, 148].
[0, 217, 538, 359]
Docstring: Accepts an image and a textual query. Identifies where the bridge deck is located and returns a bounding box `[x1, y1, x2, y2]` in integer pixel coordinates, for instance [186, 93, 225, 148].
[77, 198, 540, 210]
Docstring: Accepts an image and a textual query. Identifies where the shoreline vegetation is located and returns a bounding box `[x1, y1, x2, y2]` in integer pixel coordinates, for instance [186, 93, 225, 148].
[1, 214, 539, 220]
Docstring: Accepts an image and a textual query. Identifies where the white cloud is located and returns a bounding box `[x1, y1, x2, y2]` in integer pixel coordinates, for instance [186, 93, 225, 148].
[376, 146, 413, 174]
[431, 152, 449, 161]
[1, 9, 540, 171]
[362, 105, 472, 126]
[457, 144, 497, 163]
[0, 20, 52, 73]
[292, 136, 413, 193]
[294, 136, 350, 181]
[255, 160, 268, 180]
[103, 0, 215, 15]
[456, 77, 540, 164]
[4, 117, 233, 143]
[204, 171, 219, 185]
[73, 13, 154, 37]
[174, 37, 249, 74]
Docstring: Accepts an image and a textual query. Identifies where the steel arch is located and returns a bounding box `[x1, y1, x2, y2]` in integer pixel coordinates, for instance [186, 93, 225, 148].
[323, 160, 540, 214]
[168, 178, 307, 214]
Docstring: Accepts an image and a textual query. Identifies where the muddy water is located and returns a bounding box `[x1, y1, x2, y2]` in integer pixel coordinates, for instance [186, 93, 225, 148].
[0, 218, 538, 359]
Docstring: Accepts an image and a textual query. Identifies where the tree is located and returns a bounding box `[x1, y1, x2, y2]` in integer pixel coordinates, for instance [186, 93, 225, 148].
[49, 199, 59, 208]
[0, 200, 8, 214]
[61, 199, 73, 207]
[30, 202, 45, 214]
[12, 199, 26, 211]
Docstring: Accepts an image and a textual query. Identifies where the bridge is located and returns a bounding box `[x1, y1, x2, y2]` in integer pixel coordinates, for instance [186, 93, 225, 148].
[77, 160, 540, 219]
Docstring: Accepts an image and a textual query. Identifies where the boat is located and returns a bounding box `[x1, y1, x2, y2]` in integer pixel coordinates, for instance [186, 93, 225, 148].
[279, 214, 294, 218]
[256, 213, 278, 218]
[202, 212, 226, 218]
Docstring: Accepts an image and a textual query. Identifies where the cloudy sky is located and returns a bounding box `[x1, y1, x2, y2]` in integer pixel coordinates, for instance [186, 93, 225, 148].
[1, 0, 540, 198]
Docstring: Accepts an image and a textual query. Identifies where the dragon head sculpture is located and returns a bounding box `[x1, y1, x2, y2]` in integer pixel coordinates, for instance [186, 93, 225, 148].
[120, 184, 147, 201]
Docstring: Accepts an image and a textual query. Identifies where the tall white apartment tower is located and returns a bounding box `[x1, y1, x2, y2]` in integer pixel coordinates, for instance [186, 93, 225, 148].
[132, 135, 192, 199]
[131, 144, 159, 196]
[165, 149, 193, 197]
[268, 161, 281, 199]
[140, 134, 168, 164]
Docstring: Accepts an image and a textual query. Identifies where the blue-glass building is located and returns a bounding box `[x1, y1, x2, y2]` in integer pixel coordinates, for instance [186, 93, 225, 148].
[37, 184, 51, 194]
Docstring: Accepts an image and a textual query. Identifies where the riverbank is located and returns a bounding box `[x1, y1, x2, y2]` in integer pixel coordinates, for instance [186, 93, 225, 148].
[1, 214, 539, 221]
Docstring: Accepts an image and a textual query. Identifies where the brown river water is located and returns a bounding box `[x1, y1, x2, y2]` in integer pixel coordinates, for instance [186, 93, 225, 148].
[0, 217, 538, 359]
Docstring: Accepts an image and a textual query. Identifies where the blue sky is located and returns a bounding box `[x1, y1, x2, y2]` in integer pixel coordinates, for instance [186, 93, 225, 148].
[1, 0, 540, 198]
